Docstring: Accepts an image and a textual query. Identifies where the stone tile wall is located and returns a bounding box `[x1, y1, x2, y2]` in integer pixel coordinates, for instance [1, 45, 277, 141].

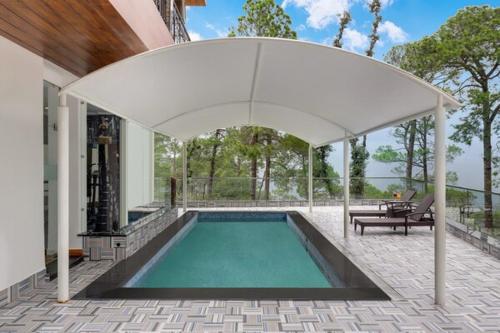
[0, 270, 45, 307]
[446, 218, 500, 259]
[81, 208, 178, 261]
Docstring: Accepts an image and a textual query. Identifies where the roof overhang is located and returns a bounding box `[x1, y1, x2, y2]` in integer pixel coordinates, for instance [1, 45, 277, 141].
[185, 0, 206, 6]
[61, 37, 460, 146]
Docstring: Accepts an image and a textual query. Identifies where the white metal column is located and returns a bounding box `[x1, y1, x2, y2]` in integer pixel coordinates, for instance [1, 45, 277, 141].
[119, 119, 128, 227]
[434, 94, 446, 305]
[57, 94, 69, 303]
[182, 142, 187, 212]
[308, 144, 313, 212]
[343, 138, 350, 239]
[150, 131, 155, 202]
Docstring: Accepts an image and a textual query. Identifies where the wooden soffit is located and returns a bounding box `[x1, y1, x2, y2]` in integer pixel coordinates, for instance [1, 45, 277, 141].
[0, 0, 154, 77]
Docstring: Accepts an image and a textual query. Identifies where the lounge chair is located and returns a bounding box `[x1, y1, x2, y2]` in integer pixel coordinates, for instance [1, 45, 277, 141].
[349, 189, 417, 223]
[353, 193, 435, 236]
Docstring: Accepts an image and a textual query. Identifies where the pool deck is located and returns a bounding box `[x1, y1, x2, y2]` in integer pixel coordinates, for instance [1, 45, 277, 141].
[1, 207, 499, 332]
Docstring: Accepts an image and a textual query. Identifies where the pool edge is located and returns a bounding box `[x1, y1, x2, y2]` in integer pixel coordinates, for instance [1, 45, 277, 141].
[73, 210, 391, 301]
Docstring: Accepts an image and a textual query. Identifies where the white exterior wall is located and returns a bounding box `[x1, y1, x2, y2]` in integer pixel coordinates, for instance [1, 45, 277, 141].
[126, 121, 153, 210]
[0, 36, 81, 291]
[0, 37, 46, 291]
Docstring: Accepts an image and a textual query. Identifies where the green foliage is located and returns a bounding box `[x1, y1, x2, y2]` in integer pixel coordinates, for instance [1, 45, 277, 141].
[362, 183, 391, 199]
[344, 0, 384, 196]
[333, 11, 351, 48]
[390, 6, 499, 226]
[154, 127, 341, 201]
[349, 137, 369, 196]
[366, 0, 382, 57]
[372, 141, 463, 180]
[228, 0, 297, 39]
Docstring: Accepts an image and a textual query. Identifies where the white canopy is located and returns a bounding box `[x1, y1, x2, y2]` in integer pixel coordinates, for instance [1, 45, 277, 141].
[61, 37, 459, 146]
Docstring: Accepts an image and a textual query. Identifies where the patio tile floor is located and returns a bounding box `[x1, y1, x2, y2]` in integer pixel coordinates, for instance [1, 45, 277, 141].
[1, 207, 499, 332]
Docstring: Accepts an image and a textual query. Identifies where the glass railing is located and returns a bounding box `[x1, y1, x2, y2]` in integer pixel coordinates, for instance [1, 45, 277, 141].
[160, 176, 499, 238]
[153, 176, 172, 208]
[179, 176, 428, 202]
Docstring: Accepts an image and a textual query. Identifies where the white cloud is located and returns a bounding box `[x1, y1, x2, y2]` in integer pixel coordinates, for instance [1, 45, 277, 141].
[296, 23, 306, 31]
[343, 28, 369, 52]
[282, 0, 351, 29]
[378, 21, 408, 43]
[188, 31, 203, 41]
[281, 0, 397, 30]
[321, 36, 333, 46]
[380, 0, 394, 7]
[205, 23, 227, 37]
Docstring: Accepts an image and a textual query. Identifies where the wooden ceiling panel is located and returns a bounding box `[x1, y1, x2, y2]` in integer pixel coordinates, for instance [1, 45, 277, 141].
[0, 0, 150, 77]
[185, 0, 206, 6]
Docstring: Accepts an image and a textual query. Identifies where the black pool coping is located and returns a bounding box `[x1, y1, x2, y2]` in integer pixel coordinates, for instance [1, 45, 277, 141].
[74, 211, 390, 301]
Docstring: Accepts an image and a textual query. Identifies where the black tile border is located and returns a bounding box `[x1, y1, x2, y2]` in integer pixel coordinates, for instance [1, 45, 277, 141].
[74, 211, 390, 300]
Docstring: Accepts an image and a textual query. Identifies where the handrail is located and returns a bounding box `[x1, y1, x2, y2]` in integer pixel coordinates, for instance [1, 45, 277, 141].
[181, 176, 499, 195]
[153, 0, 190, 43]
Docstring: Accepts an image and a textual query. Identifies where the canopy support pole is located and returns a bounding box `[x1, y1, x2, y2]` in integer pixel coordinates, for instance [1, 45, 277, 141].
[343, 137, 350, 239]
[57, 94, 69, 303]
[308, 144, 313, 213]
[182, 142, 187, 212]
[434, 94, 446, 305]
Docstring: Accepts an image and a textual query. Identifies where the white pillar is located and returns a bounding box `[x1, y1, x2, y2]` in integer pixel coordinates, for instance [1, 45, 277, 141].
[308, 144, 313, 213]
[150, 131, 155, 202]
[343, 138, 350, 239]
[57, 94, 69, 303]
[182, 142, 187, 212]
[119, 119, 128, 227]
[434, 94, 446, 305]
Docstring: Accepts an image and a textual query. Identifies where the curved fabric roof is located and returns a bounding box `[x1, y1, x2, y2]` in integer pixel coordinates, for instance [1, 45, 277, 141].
[61, 37, 459, 147]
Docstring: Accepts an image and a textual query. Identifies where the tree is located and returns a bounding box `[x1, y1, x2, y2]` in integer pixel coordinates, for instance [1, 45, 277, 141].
[348, 0, 383, 197]
[333, 11, 351, 48]
[415, 116, 433, 192]
[228, 0, 296, 39]
[349, 139, 369, 197]
[314, 146, 340, 197]
[229, 0, 297, 200]
[423, 6, 499, 227]
[207, 129, 224, 197]
[376, 44, 464, 190]
[372, 126, 463, 188]
[381, 42, 466, 192]
[366, 0, 382, 57]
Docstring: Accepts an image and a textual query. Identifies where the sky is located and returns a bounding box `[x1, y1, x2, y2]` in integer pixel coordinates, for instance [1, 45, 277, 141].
[185, 0, 499, 192]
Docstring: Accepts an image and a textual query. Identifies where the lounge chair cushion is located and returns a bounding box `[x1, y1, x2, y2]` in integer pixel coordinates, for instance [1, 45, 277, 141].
[353, 216, 434, 235]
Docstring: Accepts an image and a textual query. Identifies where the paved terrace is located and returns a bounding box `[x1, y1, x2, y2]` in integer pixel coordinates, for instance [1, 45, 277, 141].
[1, 207, 499, 332]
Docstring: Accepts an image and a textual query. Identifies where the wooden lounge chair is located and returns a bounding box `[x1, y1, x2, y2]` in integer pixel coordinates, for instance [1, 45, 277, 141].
[354, 194, 434, 236]
[349, 189, 417, 223]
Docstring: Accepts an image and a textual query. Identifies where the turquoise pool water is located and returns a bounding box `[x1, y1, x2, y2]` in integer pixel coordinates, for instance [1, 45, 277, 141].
[132, 221, 331, 288]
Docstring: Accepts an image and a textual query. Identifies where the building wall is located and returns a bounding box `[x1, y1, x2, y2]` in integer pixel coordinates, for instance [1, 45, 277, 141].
[0, 33, 157, 292]
[0, 36, 82, 291]
[126, 121, 153, 210]
[109, 0, 174, 49]
[0, 36, 46, 291]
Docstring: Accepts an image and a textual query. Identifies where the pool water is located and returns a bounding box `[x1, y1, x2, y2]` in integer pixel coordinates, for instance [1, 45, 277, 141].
[132, 221, 331, 288]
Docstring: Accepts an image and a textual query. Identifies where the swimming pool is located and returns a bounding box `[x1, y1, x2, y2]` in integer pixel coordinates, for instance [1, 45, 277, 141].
[75, 211, 389, 300]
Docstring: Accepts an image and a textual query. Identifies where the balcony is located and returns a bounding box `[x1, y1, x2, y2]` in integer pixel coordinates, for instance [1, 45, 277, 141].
[154, 0, 191, 43]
